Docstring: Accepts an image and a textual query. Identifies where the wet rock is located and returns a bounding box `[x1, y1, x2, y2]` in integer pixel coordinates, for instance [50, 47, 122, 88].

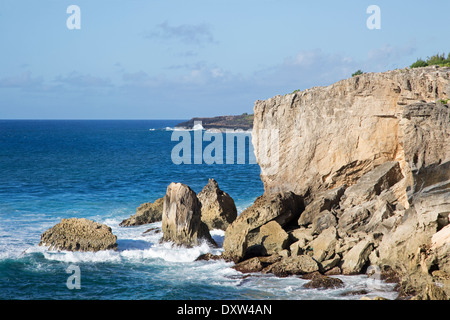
[39, 218, 117, 252]
[195, 253, 223, 261]
[303, 273, 344, 289]
[325, 266, 342, 276]
[232, 257, 264, 273]
[161, 182, 216, 247]
[263, 255, 319, 277]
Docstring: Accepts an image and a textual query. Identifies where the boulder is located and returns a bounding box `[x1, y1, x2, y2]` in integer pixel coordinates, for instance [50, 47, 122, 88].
[232, 257, 264, 273]
[325, 267, 342, 276]
[233, 254, 283, 274]
[307, 227, 337, 263]
[223, 191, 303, 262]
[320, 256, 341, 272]
[263, 255, 319, 277]
[341, 239, 373, 274]
[289, 240, 304, 257]
[119, 197, 164, 227]
[197, 178, 237, 231]
[161, 182, 216, 247]
[39, 218, 117, 252]
[311, 210, 337, 235]
[290, 227, 314, 243]
[303, 273, 344, 289]
[337, 182, 407, 237]
[195, 253, 223, 262]
[337, 201, 374, 236]
[258, 221, 290, 255]
[298, 186, 345, 227]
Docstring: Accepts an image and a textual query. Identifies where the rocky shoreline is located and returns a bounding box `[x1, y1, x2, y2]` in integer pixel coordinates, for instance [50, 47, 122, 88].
[39, 66, 450, 300]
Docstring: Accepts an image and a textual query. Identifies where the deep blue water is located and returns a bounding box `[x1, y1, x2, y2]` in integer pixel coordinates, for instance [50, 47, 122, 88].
[0, 120, 397, 300]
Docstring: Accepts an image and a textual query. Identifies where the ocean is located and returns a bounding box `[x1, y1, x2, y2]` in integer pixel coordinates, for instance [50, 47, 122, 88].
[0, 120, 397, 300]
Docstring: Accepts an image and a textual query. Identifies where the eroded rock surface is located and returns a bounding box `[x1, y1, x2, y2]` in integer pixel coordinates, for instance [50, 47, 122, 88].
[197, 178, 237, 231]
[40, 218, 117, 252]
[161, 182, 216, 247]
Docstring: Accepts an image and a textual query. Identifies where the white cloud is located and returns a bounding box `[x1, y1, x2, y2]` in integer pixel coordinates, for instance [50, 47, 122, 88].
[55, 72, 112, 88]
[145, 21, 216, 45]
[0, 71, 43, 89]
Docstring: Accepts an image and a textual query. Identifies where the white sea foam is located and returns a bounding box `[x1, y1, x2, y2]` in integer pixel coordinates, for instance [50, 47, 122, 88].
[165, 123, 205, 132]
[192, 123, 204, 131]
[5, 213, 398, 300]
[165, 126, 185, 131]
[121, 241, 214, 263]
[43, 248, 122, 263]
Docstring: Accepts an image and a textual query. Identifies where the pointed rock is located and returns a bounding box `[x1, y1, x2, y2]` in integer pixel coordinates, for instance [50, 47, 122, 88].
[197, 178, 237, 231]
[161, 182, 216, 247]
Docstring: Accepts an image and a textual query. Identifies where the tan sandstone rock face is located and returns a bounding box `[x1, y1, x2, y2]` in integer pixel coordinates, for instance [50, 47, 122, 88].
[161, 182, 216, 247]
[252, 67, 450, 199]
[197, 178, 237, 231]
[39, 218, 117, 252]
[246, 66, 450, 299]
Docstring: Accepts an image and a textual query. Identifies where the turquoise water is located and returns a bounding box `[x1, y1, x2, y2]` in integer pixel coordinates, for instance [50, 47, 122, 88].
[0, 120, 397, 300]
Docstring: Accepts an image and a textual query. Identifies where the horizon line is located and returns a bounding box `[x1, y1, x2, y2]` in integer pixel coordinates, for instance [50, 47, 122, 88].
[0, 118, 189, 121]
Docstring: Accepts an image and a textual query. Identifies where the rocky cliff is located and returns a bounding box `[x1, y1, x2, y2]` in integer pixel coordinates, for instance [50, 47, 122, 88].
[252, 66, 449, 199]
[223, 66, 450, 299]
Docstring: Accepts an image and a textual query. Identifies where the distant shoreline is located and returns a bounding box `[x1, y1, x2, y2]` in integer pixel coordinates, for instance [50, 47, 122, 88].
[175, 114, 253, 131]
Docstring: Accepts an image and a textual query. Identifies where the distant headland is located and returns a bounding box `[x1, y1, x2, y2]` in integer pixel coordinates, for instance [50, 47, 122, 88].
[175, 113, 253, 131]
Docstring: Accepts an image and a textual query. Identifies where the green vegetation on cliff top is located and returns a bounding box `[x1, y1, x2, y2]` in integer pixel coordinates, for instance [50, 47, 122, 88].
[410, 53, 450, 68]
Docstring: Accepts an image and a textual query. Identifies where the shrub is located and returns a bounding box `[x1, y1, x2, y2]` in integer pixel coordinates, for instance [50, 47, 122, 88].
[352, 70, 364, 77]
[410, 53, 450, 68]
[410, 59, 428, 68]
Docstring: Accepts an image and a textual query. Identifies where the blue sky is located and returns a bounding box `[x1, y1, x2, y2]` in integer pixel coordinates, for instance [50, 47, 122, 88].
[0, 0, 449, 119]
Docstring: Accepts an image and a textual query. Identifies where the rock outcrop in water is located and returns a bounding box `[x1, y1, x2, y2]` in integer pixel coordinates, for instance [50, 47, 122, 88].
[222, 66, 450, 299]
[161, 182, 216, 247]
[119, 197, 164, 227]
[198, 178, 237, 231]
[39, 218, 118, 252]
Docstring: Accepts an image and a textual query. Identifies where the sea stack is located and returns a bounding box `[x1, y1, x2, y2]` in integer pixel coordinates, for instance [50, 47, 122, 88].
[161, 182, 216, 247]
[197, 178, 237, 231]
